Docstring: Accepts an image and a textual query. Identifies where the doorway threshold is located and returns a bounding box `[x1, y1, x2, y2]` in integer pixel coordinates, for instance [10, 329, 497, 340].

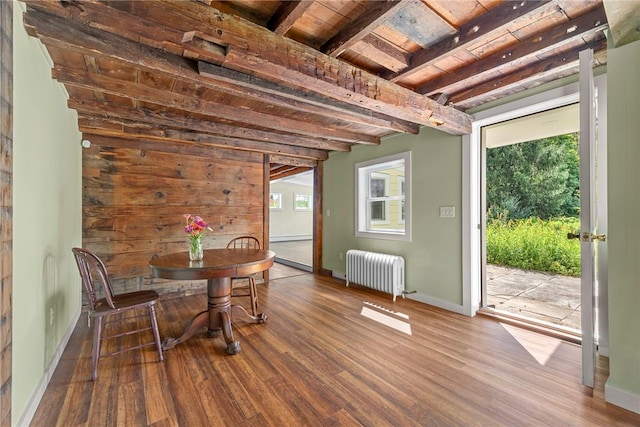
[275, 257, 312, 272]
[477, 307, 582, 345]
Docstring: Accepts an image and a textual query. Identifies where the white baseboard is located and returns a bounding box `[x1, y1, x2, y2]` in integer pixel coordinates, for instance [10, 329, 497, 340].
[269, 235, 312, 242]
[406, 293, 466, 315]
[16, 307, 81, 427]
[332, 271, 466, 315]
[605, 380, 640, 414]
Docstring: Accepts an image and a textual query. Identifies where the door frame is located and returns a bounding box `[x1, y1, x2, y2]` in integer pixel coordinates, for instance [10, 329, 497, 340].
[463, 74, 608, 357]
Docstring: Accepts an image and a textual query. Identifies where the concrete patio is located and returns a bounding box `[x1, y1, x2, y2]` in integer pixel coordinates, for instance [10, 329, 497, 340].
[486, 264, 581, 331]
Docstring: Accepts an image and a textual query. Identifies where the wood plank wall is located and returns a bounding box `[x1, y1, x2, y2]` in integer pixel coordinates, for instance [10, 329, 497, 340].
[0, 2, 11, 425]
[81, 133, 266, 291]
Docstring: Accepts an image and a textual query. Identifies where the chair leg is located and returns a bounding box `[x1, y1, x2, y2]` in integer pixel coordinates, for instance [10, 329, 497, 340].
[92, 316, 103, 381]
[148, 304, 164, 362]
[249, 277, 258, 316]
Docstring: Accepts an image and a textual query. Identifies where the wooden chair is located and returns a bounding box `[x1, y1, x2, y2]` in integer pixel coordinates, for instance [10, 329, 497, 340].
[71, 248, 164, 380]
[226, 236, 267, 323]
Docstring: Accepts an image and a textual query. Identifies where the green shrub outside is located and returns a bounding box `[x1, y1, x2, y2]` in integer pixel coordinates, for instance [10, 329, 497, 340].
[486, 217, 580, 277]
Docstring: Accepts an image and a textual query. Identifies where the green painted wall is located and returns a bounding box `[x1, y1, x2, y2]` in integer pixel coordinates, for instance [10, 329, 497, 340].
[12, 2, 82, 424]
[323, 127, 463, 308]
[606, 39, 640, 404]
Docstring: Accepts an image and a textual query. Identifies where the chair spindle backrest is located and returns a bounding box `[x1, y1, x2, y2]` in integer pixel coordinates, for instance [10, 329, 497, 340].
[72, 248, 117, 310]
[226, 236, 260, 250]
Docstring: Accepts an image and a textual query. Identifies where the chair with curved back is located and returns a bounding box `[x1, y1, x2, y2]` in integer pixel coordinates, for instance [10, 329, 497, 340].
[226, 236, 267, 323]
[72, 248, 164, 380]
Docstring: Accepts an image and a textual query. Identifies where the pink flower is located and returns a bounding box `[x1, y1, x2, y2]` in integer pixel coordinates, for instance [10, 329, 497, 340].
[183, 214, 213, 238]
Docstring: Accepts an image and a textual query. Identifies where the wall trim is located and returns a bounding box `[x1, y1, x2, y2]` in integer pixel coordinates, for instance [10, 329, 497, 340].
[270, 235, 312, 242]
[332, 271, 466, 315]
[15, 308, 81, 427]
[605, 380, 640, 415]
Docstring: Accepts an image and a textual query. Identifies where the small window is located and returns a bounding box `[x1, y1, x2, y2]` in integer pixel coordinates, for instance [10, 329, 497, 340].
[355, 151, 411, 241]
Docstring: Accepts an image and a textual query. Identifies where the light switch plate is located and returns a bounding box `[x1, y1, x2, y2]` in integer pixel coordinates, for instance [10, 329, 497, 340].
[440, 206, 455, 218]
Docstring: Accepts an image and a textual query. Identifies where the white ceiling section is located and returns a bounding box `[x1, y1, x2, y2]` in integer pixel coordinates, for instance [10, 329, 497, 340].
[482, 103, 579, 149]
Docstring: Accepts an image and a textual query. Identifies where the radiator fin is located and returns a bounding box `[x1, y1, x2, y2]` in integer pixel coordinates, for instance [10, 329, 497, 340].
[346, 250, 405, 301]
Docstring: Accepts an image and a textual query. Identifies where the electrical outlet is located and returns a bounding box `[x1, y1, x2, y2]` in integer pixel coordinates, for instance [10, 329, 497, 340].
[339, 252, 344, 260]
[49, 307, 54, 326]
[440, 206, 455, 218]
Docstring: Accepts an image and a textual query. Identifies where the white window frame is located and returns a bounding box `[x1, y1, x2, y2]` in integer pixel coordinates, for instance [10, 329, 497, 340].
[355, 151, 411, 241]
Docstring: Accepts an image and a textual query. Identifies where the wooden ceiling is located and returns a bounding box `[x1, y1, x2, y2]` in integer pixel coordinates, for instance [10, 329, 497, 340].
[22, 0, 611, 177]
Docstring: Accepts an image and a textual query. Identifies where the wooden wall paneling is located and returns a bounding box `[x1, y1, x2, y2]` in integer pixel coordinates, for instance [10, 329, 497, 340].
[82, 134, 265, 284]
[0, 2, 11, 425]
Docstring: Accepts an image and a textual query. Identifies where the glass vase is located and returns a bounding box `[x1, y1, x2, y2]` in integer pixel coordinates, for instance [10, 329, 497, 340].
[189, 236, 203, 261]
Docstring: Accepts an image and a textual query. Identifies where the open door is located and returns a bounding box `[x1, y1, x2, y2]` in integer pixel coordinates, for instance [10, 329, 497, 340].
[578, 48, 605, 388]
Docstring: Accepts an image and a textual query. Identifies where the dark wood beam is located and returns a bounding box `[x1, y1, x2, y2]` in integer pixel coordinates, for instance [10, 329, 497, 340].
[78, 116, 329, 161]
[267, 0, 314, 36]
[384, 0, 556, 82]
[448, 38, 607, 107]
[355, 34, 409, 73]
[197, 61, 418, 134]
[27, 0, 471, 134]
[321, 0, 409, 57]
[23, 7, 384, 142]
[269, 155, 317, 169]
[416, 6, 608, 96]
[177, 15, 471, 134]
[52, 65, 375, 145]
[69, 99, 352, 152]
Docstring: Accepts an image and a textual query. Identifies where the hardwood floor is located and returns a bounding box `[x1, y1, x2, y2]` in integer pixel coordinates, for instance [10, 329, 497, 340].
[31, 264, 639, 426]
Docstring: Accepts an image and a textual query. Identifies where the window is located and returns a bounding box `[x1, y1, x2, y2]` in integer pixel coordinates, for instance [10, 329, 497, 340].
[356, 151, 411, 241]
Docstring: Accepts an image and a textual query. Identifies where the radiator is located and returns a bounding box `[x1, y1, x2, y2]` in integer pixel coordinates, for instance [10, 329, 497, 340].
[346, 250, 405, 301]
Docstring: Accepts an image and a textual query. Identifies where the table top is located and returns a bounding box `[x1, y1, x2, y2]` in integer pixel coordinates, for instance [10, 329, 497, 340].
[149, 248, 276, 281]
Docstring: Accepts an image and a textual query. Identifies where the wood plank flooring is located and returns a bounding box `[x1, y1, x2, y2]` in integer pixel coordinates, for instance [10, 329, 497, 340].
[31, 264, 640, 426]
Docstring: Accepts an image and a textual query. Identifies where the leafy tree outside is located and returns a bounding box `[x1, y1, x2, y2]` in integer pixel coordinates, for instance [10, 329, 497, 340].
[486, 133, 579, 220]
[486, 133, 581, 275]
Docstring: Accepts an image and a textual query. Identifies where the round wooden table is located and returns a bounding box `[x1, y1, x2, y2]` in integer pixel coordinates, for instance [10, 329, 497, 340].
[149, 248, 275, 354]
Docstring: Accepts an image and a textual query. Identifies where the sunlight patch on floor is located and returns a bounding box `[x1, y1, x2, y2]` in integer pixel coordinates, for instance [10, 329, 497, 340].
[361, 304, 412, 335]
[502, 323, 562, 365]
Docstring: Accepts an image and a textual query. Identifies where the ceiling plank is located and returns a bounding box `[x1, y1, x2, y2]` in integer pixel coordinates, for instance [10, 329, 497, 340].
[384, 0, 556, 82]
[69, 99, 353, 152]
[416, 6, 609, 96]
[321, 0, 410, 57]
[267, 0, 314, 36]
[449, 38, 607, 107]
[78, 116, 329, 160]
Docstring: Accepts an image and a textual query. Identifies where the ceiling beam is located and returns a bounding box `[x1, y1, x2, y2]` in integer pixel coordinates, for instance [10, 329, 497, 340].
[78, 116, 329, 160]
[267, 0, 314, 36]
[23, 7, 387, 141]
[321, 0, 410, 57]
[177, 15, 472, 134]
[69, 99, 353, 152]
[52, 64, 375, 145]
[197, 61, 418, 134]
[449, 38, 607, 107]
[269, 155, 317, 169]
[27, 0, 472, 134]
[416, 6, 609, 97]
[383, 0, 556, 82]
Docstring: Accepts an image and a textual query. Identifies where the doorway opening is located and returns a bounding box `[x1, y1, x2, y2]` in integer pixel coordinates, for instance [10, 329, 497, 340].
[481, 104, 583, 335]
[269, 170, 314, 271]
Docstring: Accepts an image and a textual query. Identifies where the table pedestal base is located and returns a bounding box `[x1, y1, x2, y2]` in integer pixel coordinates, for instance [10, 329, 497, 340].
[162, 277, 241, 354]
